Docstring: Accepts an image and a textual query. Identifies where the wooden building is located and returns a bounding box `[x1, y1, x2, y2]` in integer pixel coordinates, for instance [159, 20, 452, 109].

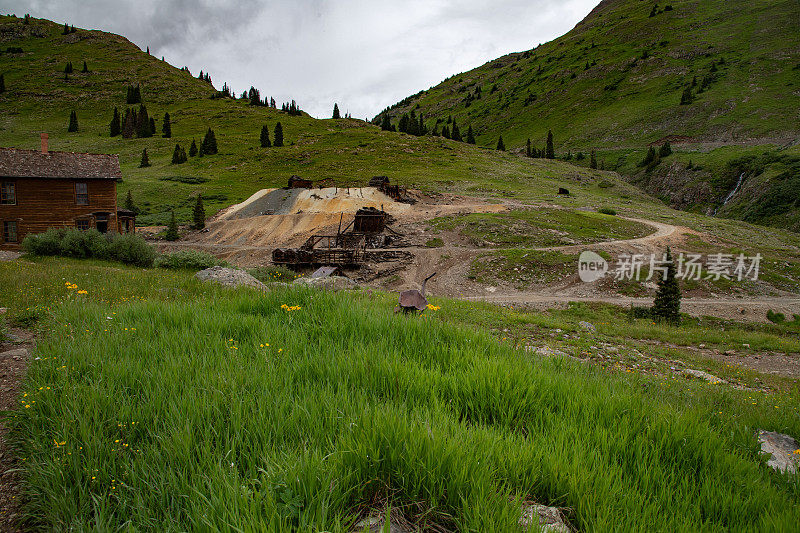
[0, 135, 134, 249]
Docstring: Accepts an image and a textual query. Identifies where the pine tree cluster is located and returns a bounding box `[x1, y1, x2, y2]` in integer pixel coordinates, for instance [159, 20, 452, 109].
[64, 61, 74, 74]
[126, 84, 142, 104]
[281, 100, 302, 116]
[199, 128, 218, 156]
[197, 70, 212, 84]
[62, 23, 76, 35]
[171, 144, 188, 165]
[118, 105, 156, 139]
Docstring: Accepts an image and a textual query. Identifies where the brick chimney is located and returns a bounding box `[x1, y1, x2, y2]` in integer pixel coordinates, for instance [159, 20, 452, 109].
[40, 133, 49, 154]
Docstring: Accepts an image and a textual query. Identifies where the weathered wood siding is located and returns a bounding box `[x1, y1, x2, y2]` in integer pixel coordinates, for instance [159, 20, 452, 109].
[0, 178, 118, 248]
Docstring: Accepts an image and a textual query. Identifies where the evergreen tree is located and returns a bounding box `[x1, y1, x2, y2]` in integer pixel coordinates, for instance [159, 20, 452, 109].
[139, 148, 150, 168]
[273, 122, 283, 147]
[165, 211, 179, 241]
[134, 84, 141, 104]
[70, 25, 76, 33]
[62, 22, 70, 35]
[81, 60, 88, 73]
[0, 74, 5, 94]
[171, 144, 187, 165]
[162, 112, 172, 138]
[124, 190, 139, 214]
[441, 125, 450, 139]
[23, 14, 30, 24]
[398, 114, 409, 134]
[641, 146, 656, 167]
[659, 141, 672, 157]
[202, 128, 218, 154]
[380, 114, 392, 131]
[192, 194, 206, 230]
[466, 125, 476, 144]
[545, 130, 555, 159]
[189, 139, 198, 157]
[270, 97, 276, 108]
[496, 135, 505, 151]
[67, 110, 78, 132]
[136, 105, 151, 138]
[149, 117, 156, 137]
[260, 124, 271, 148]
[418, 114, 427, 136]
[651, 247, 681, 325]
[109, 107, 121, 137]
[332, 103, 340, 119]
[451, 121, 461, 142]
[680, 87, 693, 105]
[122, 108, 136, 139]
[248, 86, 261, 106]
[590, 150, 597, 169]
[64, 62, 73, 74]
[526, 138, 532, 157]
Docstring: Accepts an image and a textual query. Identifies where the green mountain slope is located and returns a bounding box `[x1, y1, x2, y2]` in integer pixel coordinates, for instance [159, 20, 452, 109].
[0, 15, 648, 226]
[374, 0, 800, 228]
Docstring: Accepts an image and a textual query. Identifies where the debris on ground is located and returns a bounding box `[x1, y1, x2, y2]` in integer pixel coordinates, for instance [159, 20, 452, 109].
[293, 275, 358, 291]
[195, 266, 266, 290]
[757, 430, 800, 474]
[682, 368, 725, 384]
[519, 503, 571, 532]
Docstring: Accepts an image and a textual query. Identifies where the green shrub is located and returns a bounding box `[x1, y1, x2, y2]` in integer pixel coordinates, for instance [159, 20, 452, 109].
[107, 233, 156, 267]
[248, 265, 297, 283]
[598, 208, 617, 216]
[12, 306, 46, 328]
[22, 227, 67, 256]
[59, 229, 108, 259]
[425, 237, 445, 248]
[155, 250, 223, 270]
[21, 228, 155, 267]
[766, 310, 786, 324]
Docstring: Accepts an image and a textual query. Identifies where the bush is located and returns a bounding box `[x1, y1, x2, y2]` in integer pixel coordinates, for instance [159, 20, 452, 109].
[766, 310, 786, 324]
[248, 265, 297, 283]
[107, 233, 156, 267]
[598, 208, 617, 215]
[22, 228, 155, 267]
[425, 237, 445, 248]
[22, 227, 67, 256]
[59, 228, 109, 259]
[155, 250, 223, 270]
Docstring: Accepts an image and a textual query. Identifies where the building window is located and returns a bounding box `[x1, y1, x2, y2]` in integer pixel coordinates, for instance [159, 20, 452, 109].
[0, 182, 15, 205]
[3, 221, 17, 243]
[76, 219, 90, 231]
[75, 182, 88, 205]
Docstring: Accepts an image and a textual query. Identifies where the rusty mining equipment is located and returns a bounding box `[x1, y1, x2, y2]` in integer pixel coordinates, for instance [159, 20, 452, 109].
[272, 207, 409, 268]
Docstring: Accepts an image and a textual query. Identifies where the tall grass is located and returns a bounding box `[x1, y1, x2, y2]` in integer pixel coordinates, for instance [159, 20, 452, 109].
[5, 268, 800, 530]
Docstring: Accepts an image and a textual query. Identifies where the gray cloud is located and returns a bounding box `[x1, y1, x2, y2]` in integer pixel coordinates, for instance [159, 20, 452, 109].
[1, 0, 598, 118]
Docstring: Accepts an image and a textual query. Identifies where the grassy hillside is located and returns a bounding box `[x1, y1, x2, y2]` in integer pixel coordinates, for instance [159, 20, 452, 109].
[0, 15, 642, 226]
[3, 257, 800, 530]
[374, 0, 800, 228]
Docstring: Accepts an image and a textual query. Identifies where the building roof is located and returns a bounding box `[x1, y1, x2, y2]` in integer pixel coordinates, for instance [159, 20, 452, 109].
[0, 148, 122, 180]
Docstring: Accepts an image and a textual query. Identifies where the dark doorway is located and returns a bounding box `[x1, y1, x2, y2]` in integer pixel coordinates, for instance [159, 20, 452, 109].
[96, 220, 108, 233]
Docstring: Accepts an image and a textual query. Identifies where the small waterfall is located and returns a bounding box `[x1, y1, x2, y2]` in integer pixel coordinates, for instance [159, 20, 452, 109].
[713, 172, 746, 216]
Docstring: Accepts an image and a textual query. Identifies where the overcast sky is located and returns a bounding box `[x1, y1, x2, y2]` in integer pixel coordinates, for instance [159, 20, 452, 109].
[3, 0, 598, 118]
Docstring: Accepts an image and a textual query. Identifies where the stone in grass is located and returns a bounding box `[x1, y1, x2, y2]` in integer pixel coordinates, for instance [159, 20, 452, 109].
[578, 321, 595, 332]
[294, 276, 358, 291]
[758, 430, 800, 474]
[526, 346, 570, 358]
[519, 503, 571, 532]
[196, 266, 266, 290]
[0, 348, 28, 360]
[681, 368, 725, 384]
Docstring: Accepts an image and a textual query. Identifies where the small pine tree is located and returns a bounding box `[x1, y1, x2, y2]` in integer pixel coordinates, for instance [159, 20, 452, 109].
[526, 138, 532, 157]
[496, 135, 505, 151]
[590, 150, 597, 169]
[192, 194, 206, 230]
[165, 211, 179, 241]
[124, 190, 139, 214]
[202, 128, 218, 154]
[136, 105, 151, 138]
[651, 247, 681, 325]
[171, 144, 186, 165]
[64, 62, 73, 74]
[451, 121, 462, 142]
[149, 117, 156, 137]
[139, 148, 150, 168]
[81, 60, 88, 73]
[332, 103, 340, 119]
[67, 110, 78, 132]
[62, 22, 69, 35]
[680, 87, 693, 105]
[260, 124, 271, 147]
[441, 125, 450, 139]
[380, 114, 391, 131]
[640, 146, 656, 167]
[466, 125, 476, 144]
[162, 112, 172, 138]
[189, 139, 198, 157]
[23, 14, 30, 24]
[0, 74, 5, 94]
[122, 108, 136, 139]
[659, 141, 672, 157]
[545, 130, 555, 159]
[273, 122, 284, 147]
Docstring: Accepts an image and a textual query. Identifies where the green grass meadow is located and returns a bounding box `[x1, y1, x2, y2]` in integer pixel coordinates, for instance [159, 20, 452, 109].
[1, 258, 799, 530]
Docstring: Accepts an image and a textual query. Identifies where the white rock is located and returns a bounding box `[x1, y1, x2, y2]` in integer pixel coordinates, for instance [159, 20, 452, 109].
[758, 430, 800, 474]
[196, 266, 266, 290]
[519, 503, 570, 532]
[682, 368, 725, 384]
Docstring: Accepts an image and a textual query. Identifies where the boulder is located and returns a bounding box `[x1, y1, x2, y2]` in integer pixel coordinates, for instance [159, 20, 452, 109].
[758, 430, 800, 474]
[578, 321, 596, 332]
[196, 267, 266, 290]
[519, 503, 571, 532]
[682, 368, 725, 384]
[294, 276, 358, 291]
